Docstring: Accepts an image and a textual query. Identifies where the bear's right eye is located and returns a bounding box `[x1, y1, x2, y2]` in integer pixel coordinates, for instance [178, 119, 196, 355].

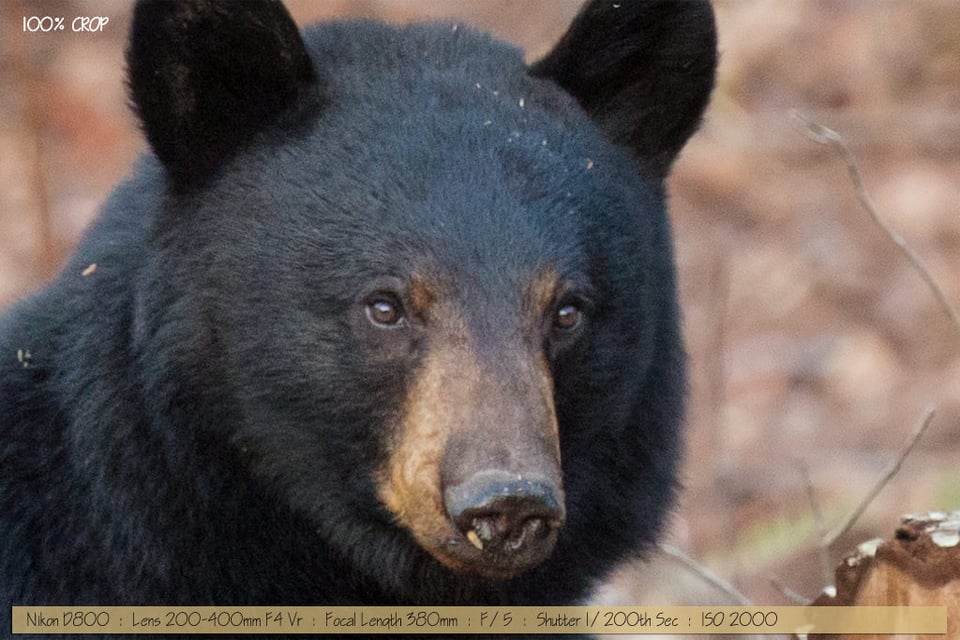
[365, 295, 405, 328]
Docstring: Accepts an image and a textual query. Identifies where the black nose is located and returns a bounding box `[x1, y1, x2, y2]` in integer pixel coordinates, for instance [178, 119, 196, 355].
[444, 470, 565, 564]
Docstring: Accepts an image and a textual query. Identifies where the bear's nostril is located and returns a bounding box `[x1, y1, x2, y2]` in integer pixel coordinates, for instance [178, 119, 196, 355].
[471, 514, 505, 545]
[444, 470, 564, 566]
[506, 516, 551, 551]
[456, 500, 557, 555]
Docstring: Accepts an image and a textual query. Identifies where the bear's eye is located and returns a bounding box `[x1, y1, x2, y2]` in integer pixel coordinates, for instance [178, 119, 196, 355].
[366, 296, 405, 328]
[553, 303, 583, 331]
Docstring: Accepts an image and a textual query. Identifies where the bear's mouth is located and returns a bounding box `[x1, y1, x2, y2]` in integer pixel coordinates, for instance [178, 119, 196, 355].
[433, 520, 563, 580]
[380, 467, 566, 580]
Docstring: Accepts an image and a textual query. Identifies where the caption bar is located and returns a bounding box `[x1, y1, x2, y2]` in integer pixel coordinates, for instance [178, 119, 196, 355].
[12, 605, 946, 635]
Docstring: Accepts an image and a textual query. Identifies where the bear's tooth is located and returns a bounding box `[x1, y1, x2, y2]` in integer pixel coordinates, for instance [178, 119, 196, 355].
[466, 530, 484, 550]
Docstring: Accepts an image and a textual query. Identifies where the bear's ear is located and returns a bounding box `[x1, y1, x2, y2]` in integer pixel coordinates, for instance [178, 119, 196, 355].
[127, 0, 316, 185]
[531, 0, 717, 179]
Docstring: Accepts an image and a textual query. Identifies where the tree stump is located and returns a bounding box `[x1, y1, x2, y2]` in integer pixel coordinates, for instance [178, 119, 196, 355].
[812, 510, 959, 639]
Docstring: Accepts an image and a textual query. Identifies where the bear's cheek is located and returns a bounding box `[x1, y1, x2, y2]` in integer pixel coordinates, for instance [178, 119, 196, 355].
[376, 346, 472, 571]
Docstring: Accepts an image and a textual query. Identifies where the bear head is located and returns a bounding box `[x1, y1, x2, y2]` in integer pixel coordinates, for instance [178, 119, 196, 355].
[125, 0, 716, 593]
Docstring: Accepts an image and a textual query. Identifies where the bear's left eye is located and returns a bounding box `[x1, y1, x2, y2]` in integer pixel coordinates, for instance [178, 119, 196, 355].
[548, 292, 593, 343]
[366, 295, 405, 328]
[554, 303, 583, 331]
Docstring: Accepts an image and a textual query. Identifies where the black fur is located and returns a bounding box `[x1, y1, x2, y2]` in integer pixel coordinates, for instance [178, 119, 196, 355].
[532, 0, 717, 177]
[1, 1, 716, 637]
[127, 0, 318, 185]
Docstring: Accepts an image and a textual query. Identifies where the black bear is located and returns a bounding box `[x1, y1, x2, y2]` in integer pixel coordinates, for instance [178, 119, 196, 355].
[1, 0, 716, 629]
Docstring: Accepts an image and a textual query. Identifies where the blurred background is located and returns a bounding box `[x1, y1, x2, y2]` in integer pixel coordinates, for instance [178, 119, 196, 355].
[2, 0, 959, 618]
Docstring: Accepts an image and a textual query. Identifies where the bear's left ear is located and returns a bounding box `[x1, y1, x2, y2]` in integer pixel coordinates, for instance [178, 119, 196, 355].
[127, 0, 317, 186]
[531, 0, 717, 179]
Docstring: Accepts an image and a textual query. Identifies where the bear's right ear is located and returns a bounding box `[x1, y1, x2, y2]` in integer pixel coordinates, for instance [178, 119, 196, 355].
[531, 0, 717, 180]
[127, 0, 317, 186]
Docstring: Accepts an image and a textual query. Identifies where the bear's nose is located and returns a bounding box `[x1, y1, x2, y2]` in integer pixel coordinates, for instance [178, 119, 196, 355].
[444, 469, 564, 566]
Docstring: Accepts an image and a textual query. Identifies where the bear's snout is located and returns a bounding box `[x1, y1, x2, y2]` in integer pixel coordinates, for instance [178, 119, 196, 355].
[377, 329, 566, 579]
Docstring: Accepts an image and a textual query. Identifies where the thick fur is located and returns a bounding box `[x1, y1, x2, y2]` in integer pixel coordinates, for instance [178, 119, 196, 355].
[1, 0, 716, 636]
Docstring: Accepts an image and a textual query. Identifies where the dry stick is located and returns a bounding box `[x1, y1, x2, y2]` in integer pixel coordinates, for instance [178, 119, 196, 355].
[791, 111, 960, 339]
[707, 256, 732, 466]
[704, 257, 741, 584]
[658, 543, 752, 606]
[823, 405, 937, 548]
[11, 0, 57, 279]
[769, 574, 808, 605]
[798, 460, 834, 587]
[791, 113, 946, 586]
[659, 546, 792, 640]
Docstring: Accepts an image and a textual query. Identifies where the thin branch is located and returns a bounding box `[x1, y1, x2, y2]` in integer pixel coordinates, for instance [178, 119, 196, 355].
[707, 255, 731, 468]
[658, 543, 752, 606]
[798, 459, 834, 588]
[769, 574, 808, 605]
[823, 405, 937, 547]
[11, 0, 56, 279]
[792, 111, 960, 339]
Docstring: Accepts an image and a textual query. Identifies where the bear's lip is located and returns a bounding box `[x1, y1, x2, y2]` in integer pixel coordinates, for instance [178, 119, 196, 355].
[422, 520, 562, 580]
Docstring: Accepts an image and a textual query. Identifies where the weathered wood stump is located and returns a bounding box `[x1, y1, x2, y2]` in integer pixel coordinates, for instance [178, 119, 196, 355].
[812, 510, 959, 639]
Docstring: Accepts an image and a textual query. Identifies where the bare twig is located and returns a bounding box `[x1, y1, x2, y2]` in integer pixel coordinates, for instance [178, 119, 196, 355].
[769, 574, 808, 605]
[703, 256, 741, 581]
[11, 0, 56, 279]
[798, 460, 834, 587]
[823, 405, 937, 547]
[658, 543, 752, 606]
[706, 255, 731, 467]
[792, 111, 960, 339]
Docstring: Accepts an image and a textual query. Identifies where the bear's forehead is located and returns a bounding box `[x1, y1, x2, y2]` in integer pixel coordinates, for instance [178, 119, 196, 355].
[199, 20, 649, 291]
[284, 26, 630, 214]
[301, 20, 585, 130]
[302, 20, 530, 85]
